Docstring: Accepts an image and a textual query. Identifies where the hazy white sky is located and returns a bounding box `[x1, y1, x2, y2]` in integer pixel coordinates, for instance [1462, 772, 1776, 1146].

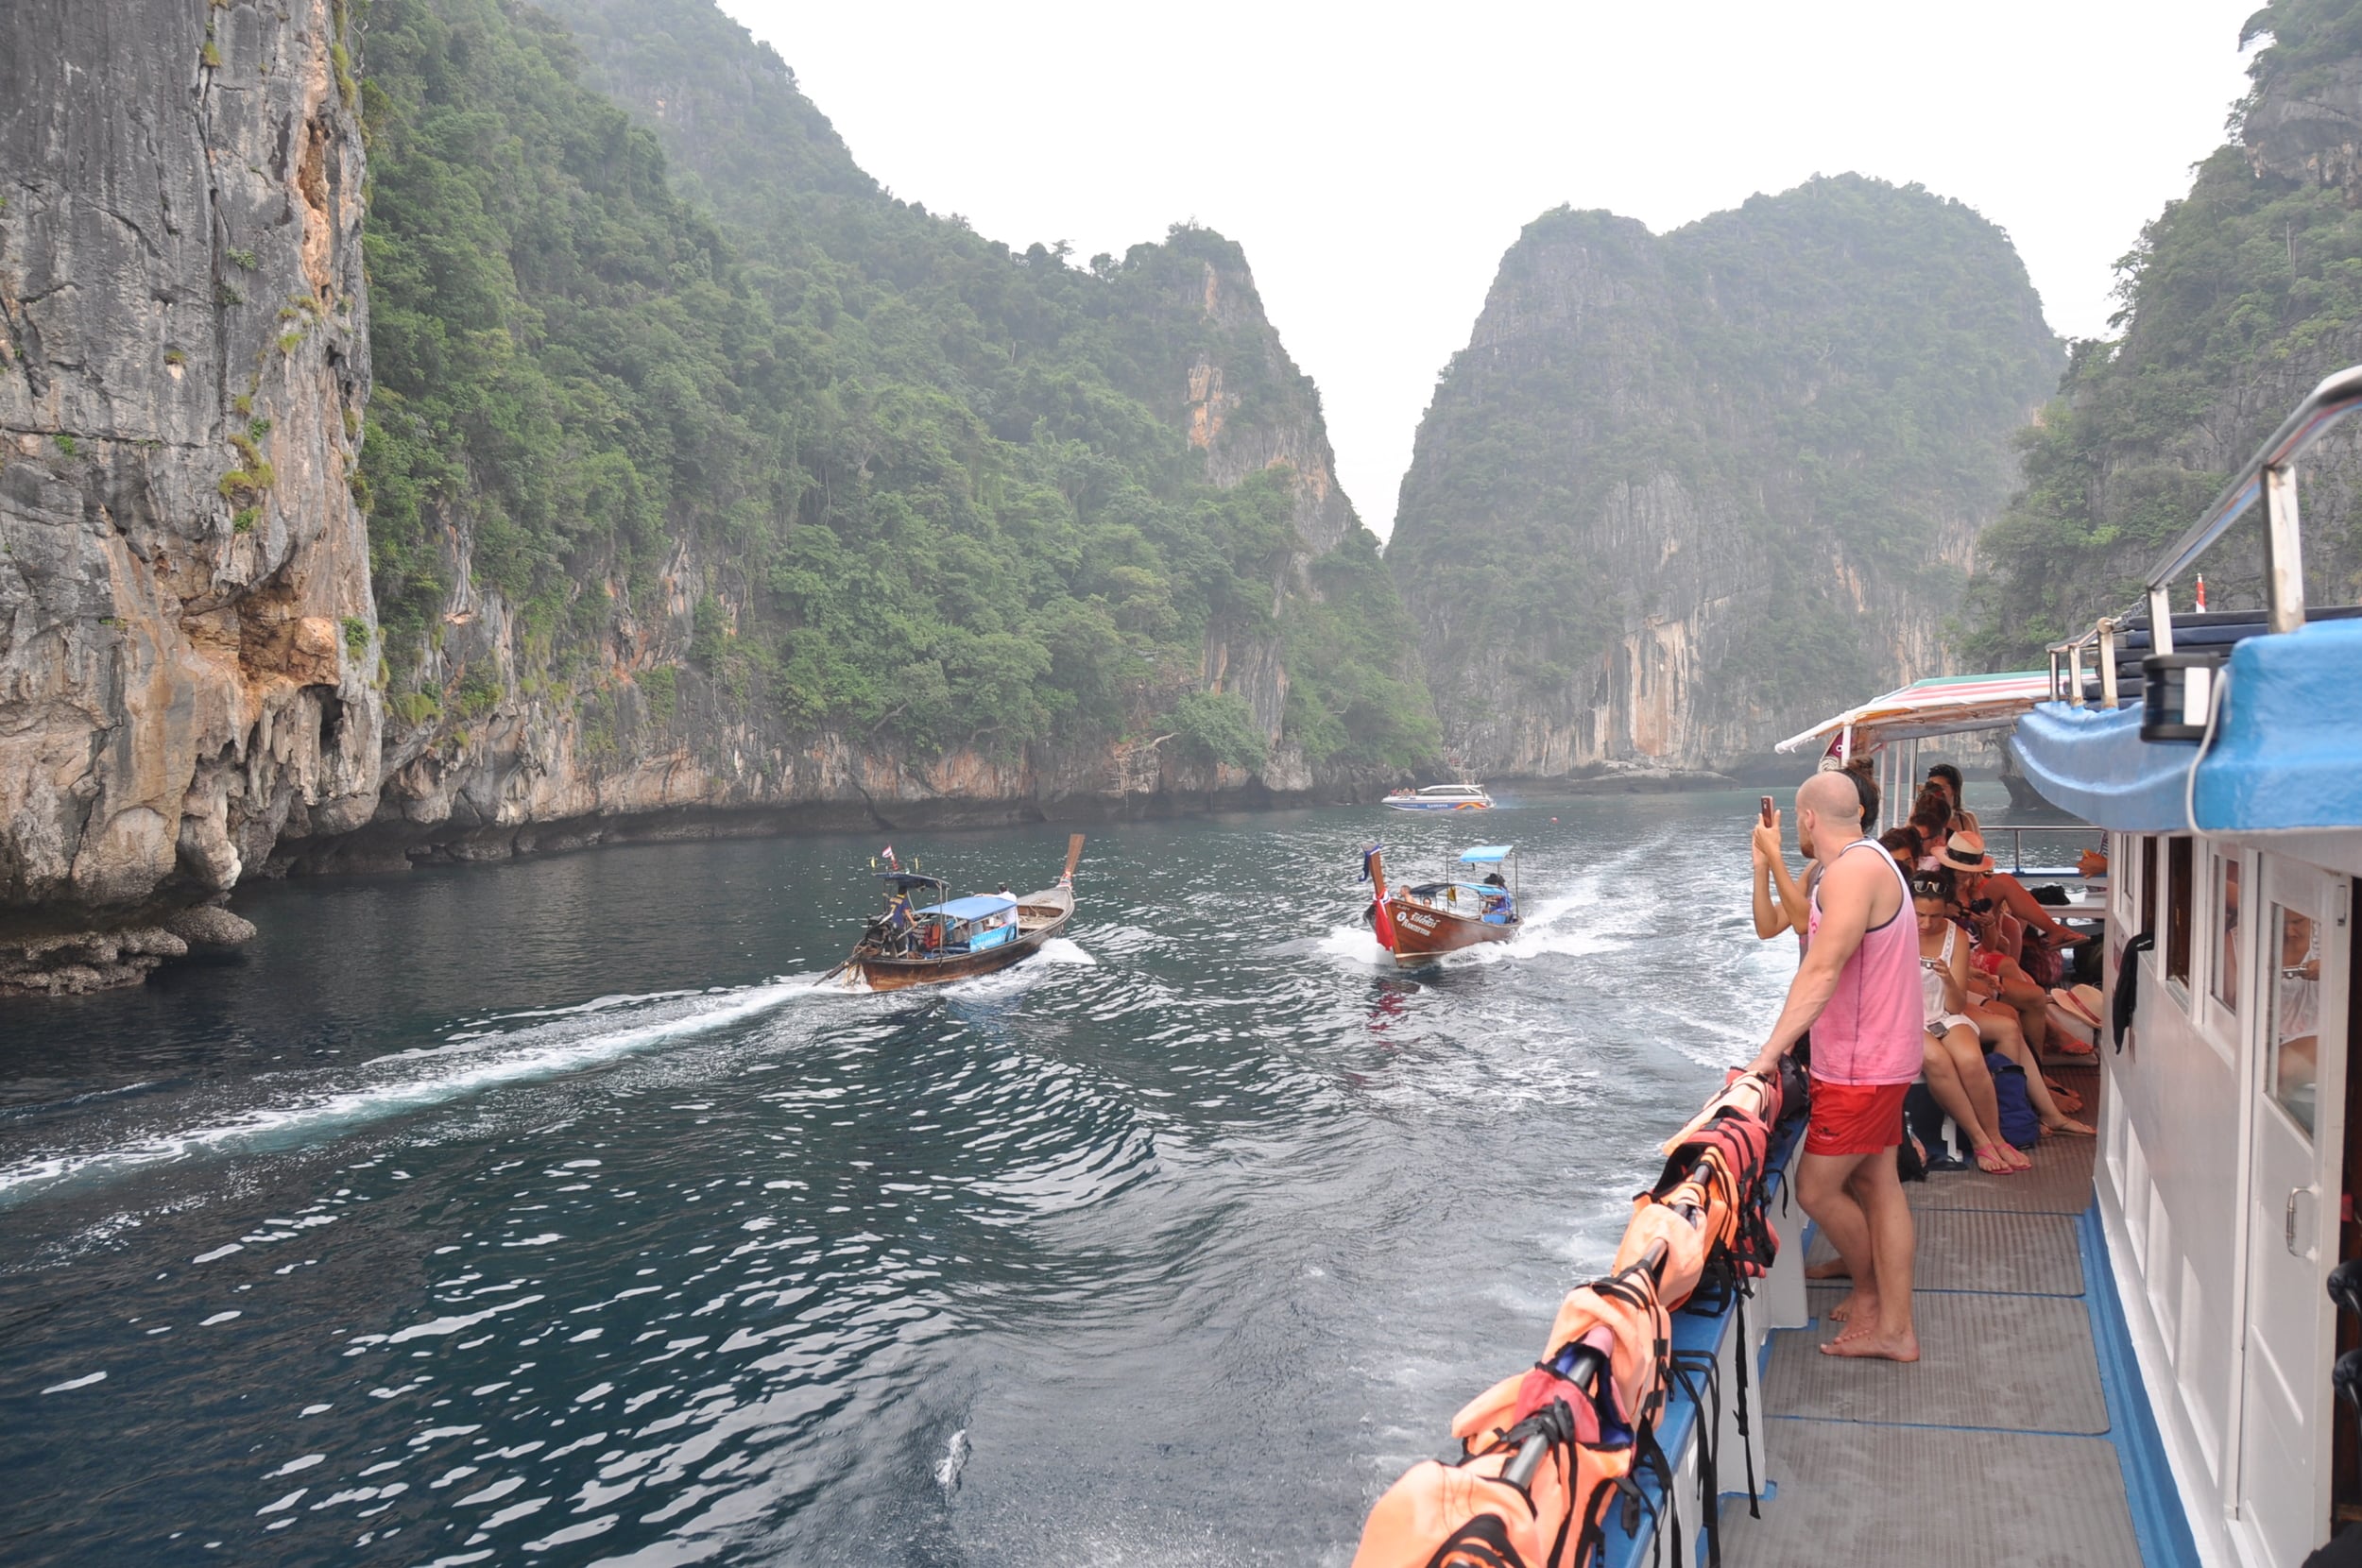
[720, 0, 2260, 539]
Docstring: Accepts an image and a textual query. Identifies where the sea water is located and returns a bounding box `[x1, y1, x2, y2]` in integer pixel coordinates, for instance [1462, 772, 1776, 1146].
[0, 791, 1858, 1565]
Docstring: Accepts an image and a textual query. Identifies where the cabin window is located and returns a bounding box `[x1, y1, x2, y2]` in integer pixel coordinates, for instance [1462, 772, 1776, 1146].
[2140, 835, 2159, 936]
[2165, 837, 2194, 987]
[2210, 852, 2241, 1015]
[2266, 901, 2323, 1136]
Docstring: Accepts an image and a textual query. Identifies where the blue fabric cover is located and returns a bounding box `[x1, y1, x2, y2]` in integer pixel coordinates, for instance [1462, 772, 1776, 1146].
[2012, 617, 2362, 831]
[965, 922, 1016, 950]
[920, 895, 1018, 921]
[1458, 844, 1515, 862]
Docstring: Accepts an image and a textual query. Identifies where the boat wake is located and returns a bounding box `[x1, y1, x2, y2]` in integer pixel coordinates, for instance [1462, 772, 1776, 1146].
[0, 973, 853, 1203]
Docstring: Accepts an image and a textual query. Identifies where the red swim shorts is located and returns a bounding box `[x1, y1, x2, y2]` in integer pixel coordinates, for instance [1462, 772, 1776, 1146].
[1805, 1079, 1910, 1156]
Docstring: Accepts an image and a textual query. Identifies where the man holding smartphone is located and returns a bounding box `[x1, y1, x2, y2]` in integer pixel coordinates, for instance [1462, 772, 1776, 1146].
[1745, 772, 1922, 1362]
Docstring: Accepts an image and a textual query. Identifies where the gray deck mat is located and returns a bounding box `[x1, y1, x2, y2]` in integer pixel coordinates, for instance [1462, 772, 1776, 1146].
[1765, 1286, 2109, 1432]
[1722, 1065, 2138, 1566]
[1910, 1119, 2098, 1215]
[1805, 1207, 2084, 1295]
[1723, 1423, 2144, 1568]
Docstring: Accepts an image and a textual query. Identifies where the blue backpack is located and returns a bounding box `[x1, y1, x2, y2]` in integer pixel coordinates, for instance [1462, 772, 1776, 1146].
[1985, 1053, 2041, 1150]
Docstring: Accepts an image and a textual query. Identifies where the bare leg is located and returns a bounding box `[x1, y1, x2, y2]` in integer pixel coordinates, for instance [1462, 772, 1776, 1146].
[1922, 1043, 2008, 1175]
[1798, 1149, 1878, 1332]
[1823, 1147, 1919, 1360]
[1998, 964, 2049, 1052]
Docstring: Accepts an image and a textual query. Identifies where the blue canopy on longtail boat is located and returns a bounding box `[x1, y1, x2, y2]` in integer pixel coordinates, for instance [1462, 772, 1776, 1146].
[1458, 845, 1515, 863]
[2011, 616, 2362, 833]
[918, 895, 1018, 922]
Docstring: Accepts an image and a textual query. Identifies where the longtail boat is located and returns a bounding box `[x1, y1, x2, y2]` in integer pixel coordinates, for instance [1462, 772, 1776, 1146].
[1359, 843, 1520, 965]
[839, 835, 1084, 991]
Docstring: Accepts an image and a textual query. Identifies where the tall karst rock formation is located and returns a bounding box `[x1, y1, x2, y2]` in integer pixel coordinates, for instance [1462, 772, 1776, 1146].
[1390, 175, 2062, 778]
[1969, 0, 2362, 662]
[0, 0, 380, 989]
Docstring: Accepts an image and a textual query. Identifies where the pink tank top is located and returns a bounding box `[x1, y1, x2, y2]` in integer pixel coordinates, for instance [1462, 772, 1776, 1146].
[1806, 839, 1923, 1085]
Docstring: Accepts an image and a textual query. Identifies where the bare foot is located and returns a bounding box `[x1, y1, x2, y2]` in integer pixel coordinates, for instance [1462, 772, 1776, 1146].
[2002, 1143, 2033, 1171]
[1806, 1259, 1852, 1281]
[1973, 1143, 2011, 1174]
[2044, 1116, 2095, 1136]
[1821, 1328, 1919, 1361]
[1826, 1290, 1876, 1325]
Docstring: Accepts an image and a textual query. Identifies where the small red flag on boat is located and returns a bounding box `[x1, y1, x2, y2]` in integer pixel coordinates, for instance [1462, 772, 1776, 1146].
[1360, 845, 1396, 950]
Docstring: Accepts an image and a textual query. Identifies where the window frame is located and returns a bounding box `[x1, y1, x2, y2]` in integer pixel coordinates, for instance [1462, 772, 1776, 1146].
[2165, 835, 2195, 997]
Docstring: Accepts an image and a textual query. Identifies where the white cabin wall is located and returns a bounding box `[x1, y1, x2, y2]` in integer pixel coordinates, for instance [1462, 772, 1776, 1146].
[2098, 829, 2248, 1564]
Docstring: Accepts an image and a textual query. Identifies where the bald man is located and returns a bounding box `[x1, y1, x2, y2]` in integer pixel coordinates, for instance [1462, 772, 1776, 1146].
[1746, 772, 1922, 1361]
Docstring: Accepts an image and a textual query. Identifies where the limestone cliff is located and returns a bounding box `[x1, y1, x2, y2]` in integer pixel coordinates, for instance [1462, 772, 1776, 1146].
[286, 0, 1425, 878]
[1390, 177, 2061, 777]
[1967, 0, 2362, 661]
[0, 0, 378, 989]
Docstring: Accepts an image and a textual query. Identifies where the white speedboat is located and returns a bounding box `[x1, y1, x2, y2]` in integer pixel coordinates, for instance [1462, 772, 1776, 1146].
[1381, 782, 1494, 811]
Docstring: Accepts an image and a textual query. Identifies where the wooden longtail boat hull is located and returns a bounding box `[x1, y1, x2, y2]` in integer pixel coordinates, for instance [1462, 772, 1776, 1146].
[846, 834, 1085, 991]
[853, 890, 1072, 991]
[1380, 895, 1515, 964]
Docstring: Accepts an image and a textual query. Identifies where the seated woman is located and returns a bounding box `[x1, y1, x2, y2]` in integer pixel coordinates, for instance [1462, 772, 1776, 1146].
[1924, 868, 2094, 1137]
[1926, 762, 1979, 833]
[1908, 784, 1953, 871]
[1911, 870, 2025, 1174]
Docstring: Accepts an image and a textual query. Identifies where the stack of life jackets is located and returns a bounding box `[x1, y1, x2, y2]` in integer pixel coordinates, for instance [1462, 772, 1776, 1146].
[1349, 1065, 1802, 1568]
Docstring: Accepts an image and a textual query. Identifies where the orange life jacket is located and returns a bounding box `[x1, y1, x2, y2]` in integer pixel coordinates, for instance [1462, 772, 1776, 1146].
[1351, 1264, 1672, 1568]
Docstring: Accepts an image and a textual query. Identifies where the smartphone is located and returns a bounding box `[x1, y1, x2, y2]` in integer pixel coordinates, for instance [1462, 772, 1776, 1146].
[1759, 795, 1775, 827]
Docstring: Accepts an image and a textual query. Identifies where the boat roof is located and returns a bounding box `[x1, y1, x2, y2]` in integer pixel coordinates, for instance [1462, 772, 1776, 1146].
[2012, 616, 2362, 833]
[1415, 783, 1485, 793]
[1459, 844, 1515, 863]
[874, 871, 948, 892]
[916, 895, 1017, 921]
[1773, 670, 2054, 754]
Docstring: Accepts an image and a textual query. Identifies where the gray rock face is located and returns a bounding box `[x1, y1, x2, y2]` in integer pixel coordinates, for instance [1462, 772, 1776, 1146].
[164, 902, 258, 947]
[1389, 179, 2062, 776]
[0, 0, 381, 973]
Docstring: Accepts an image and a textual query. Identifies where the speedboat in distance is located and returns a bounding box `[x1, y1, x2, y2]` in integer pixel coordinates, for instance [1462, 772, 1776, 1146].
[1381, 782, 1495, 811]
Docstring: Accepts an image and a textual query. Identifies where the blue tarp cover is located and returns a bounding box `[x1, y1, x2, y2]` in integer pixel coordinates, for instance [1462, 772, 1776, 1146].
[1458, 844, 1515, 862]
[2013, 617, 2362, 832]
[919, 895, 1018, 922]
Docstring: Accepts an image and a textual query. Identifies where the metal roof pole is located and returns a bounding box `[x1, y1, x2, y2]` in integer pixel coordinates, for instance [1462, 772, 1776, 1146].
[2148, 586, 2175, 656]
[2067, 639, 2086, 708]
[2263, 463, 2309, 635]
[2097, 619, 2119, 708]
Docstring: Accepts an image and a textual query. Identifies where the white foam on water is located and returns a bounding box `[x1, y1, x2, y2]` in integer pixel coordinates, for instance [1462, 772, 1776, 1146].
[40, 1371, 107, 1394]
[934, 1427, 969, 1491]
[0, 975, 842, 1202]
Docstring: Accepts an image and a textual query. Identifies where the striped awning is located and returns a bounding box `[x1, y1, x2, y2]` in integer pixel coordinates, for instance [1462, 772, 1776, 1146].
[1773, 672, 2054, 755]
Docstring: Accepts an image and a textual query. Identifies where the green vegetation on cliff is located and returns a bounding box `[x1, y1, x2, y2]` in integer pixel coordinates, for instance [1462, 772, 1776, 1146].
[1389, 175, 2060, 762]
[356, 0, 1434, 772]
[1966, 0, 2362, 662]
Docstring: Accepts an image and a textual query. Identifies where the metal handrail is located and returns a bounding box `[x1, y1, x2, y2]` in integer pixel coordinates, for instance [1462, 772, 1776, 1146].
[2047, 362, 2362, 697]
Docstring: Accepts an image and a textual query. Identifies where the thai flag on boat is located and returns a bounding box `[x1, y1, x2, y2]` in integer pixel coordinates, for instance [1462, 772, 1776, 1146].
[1360, 845, 1397, 950]
[881, 844, 899, 870]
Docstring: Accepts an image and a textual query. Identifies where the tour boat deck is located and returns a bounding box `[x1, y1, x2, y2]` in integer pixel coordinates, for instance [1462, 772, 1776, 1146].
[1723, 1065, 2199, 1568]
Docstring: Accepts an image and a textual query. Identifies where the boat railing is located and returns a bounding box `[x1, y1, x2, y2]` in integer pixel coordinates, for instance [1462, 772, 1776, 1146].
[1980, 826, 2105, 879]
[2047, 362, 2362, 703]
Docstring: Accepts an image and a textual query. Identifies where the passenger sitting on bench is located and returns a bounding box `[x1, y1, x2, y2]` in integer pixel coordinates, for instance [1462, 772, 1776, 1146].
[1911, 871, 2024, 1175]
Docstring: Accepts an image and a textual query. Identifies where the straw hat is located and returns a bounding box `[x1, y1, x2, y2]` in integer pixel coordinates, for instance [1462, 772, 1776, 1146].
[1937, 830, 1994, 874]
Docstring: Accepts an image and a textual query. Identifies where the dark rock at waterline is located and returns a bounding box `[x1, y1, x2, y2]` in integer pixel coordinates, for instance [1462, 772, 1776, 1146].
[165, 905, 261, 948]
